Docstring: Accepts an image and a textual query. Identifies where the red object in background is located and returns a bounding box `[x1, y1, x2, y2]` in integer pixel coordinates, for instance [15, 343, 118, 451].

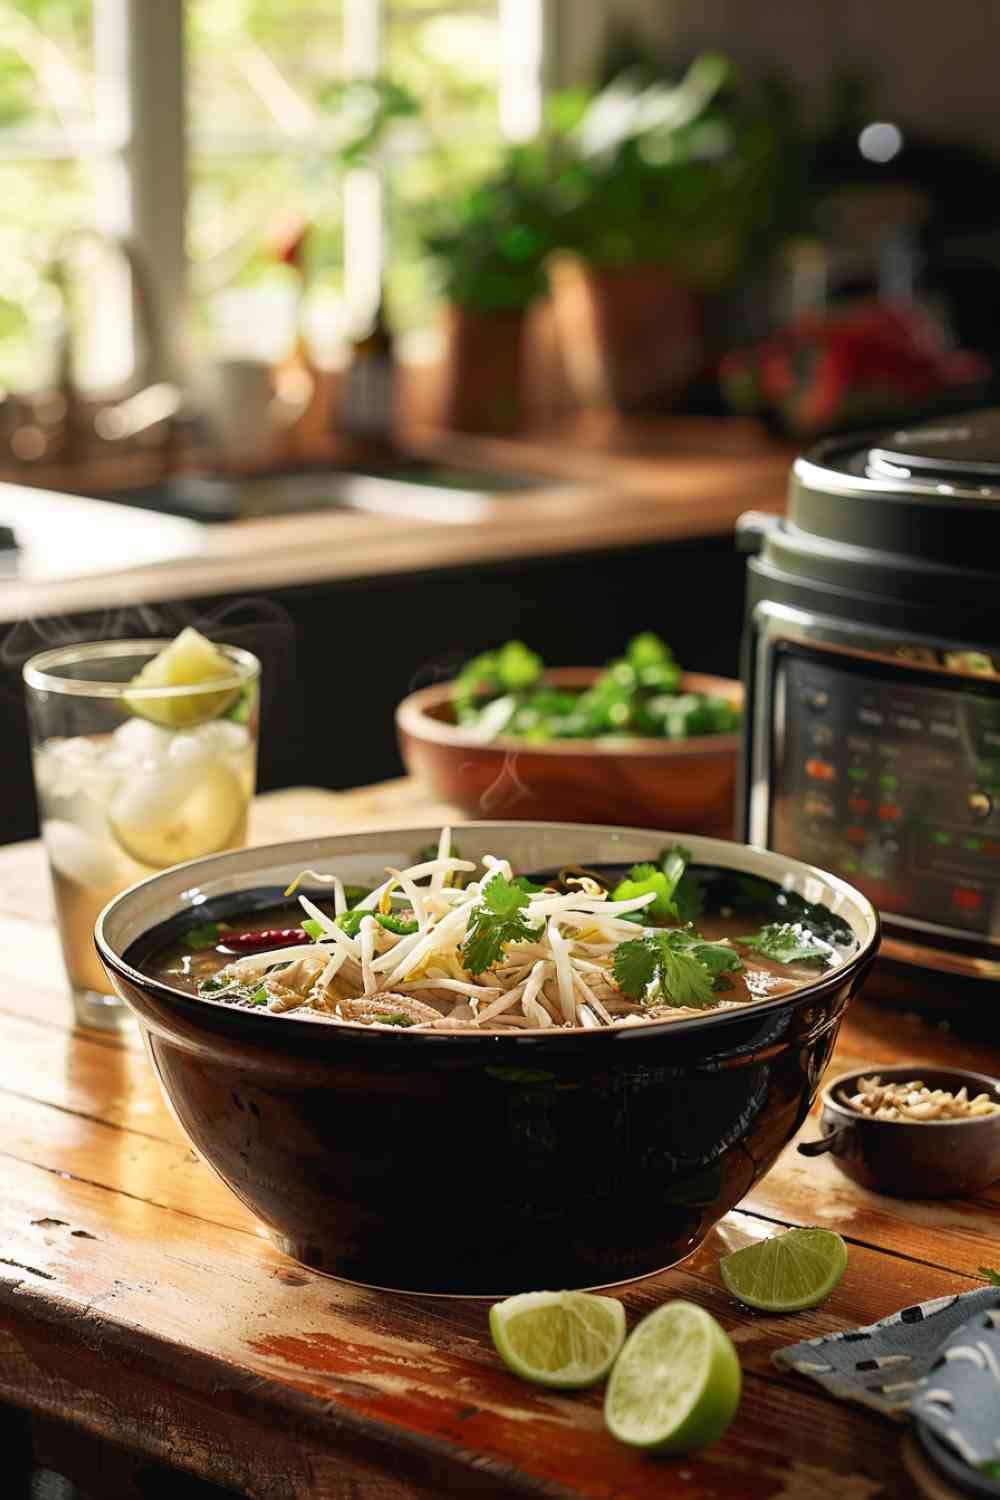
[846, 826, 868, 845]
[952, 887, 983, 912]
[719, 300, 991, 438]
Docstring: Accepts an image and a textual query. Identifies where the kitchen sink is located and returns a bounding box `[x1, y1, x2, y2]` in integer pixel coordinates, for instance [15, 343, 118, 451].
[103, 458, 559, 525]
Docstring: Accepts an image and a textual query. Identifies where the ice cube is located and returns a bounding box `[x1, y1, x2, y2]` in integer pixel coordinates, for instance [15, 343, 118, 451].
[108, 717, 173, 768]
[42, 818, 123, 889]
[189, 720, 250, 755]
[34, 737, 114, 801]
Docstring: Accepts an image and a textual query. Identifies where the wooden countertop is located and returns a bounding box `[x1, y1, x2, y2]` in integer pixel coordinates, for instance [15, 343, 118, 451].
[0, 780, 994, 1498]
[0, 419, 790, 625]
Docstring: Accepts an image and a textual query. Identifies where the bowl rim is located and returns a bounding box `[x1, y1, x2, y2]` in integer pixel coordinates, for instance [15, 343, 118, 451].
[395, 668, 742, 759]
[96, 820, 880, 1047]
[820, 1064, 1000, 1128]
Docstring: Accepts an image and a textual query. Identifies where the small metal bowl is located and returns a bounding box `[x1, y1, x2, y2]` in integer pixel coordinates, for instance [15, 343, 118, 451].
[798, 1065, 1000, 1198]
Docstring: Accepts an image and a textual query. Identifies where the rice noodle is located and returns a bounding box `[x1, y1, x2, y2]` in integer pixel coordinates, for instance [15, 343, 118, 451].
[198, 836, 813, 1035]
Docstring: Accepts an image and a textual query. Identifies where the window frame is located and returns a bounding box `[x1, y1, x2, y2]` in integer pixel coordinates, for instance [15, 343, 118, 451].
[4, 0, 553, 388]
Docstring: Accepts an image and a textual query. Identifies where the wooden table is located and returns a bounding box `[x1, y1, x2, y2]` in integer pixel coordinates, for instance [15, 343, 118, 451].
[1, 782, 996, 1499]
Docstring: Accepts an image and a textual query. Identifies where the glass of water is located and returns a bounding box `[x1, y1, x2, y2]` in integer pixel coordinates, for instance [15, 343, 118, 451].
[24, 639, 260, 1031]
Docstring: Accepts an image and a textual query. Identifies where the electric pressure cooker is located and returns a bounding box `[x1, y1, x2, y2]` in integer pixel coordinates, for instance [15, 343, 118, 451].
[738, 408, 1000, 1013]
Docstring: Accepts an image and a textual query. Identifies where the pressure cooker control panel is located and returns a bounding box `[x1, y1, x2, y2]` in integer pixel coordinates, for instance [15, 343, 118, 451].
[770, 653, 1000, 941]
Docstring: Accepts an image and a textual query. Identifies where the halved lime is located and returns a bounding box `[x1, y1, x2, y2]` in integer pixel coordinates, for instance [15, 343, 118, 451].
[123, 627, 241, 728]
[719, 1227, 847, 1312]
[489, 1290, 626, 1389]
[604, 1300, 740, 1453]
[108, 756, 246, 868]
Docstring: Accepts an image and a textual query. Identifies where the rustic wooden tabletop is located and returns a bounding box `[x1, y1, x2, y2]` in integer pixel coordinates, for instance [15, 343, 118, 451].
[1, 782, 996, 1500]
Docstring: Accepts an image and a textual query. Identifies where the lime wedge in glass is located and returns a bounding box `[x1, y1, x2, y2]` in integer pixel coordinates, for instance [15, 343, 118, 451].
[108, 754, 246, 868]
[719, 1227, 848, 1312]
[123, 627, 241, 728]
[604, 1300, 740, 1454]
[489, 1290, 626, 1389]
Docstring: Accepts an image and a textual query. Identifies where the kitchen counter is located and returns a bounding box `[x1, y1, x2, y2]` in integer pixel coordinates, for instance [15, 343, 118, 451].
[0, 779, 994, 1499]
[0, 419, 790, 626]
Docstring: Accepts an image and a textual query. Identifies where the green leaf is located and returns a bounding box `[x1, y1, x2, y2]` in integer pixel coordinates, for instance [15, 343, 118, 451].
[658, 948, 716, 1008]
[374, 1012, 417, 1028]
[612, 938, 661, 998]
[979, 1265, 1000, 1285]
[302, 918, 326, 942]
[739, 923, 833, 966]
[249, 988, 268, 1007]
[460, 873, 541, 975]
[184, 922, 221, 950]
[612, 928, 743, 1009]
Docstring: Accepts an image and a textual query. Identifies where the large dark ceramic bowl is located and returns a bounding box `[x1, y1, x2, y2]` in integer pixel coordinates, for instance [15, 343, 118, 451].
[96, 823, 879, 1295]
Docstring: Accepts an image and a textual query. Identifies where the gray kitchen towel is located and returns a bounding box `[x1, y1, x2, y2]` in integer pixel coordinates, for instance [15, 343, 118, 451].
[773, 1287, 1000, 1421]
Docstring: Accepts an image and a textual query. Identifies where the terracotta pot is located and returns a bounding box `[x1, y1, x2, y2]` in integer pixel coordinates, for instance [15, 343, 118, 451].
[579, 263, 702, 413]
[396, 667, 742, 836]
[440, 304, 527, 435]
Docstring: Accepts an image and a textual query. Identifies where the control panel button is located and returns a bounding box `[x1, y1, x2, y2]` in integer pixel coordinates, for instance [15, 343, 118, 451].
[848, 795, 870, 815]
[952, 887, 983, 913]
[805, 758, 836, 782]
[878, 803, 901, 822]
[846, 826, 868, 845]
[968, 790, 993, 821]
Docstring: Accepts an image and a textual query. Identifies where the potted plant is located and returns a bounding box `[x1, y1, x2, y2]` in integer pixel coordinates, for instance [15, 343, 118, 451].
[422, 145, 554, 434]
[552, 54, 782, 412]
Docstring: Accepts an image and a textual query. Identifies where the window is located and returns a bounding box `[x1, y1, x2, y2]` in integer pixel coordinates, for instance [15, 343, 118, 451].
[0, 0, 546, 393]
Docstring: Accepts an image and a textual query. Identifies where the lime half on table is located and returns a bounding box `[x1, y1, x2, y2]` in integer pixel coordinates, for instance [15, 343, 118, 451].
[489, 1290, 626, 1389]
[123, 627, 241, 728]
[719, 1227, 848, 1312]
[604, 1300, 741, 1454]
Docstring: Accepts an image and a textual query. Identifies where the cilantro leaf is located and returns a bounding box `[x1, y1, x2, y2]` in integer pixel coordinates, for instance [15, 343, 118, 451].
[184, 921, 222, 950]
[613, 928, 743, 1009]
[460, 873, 541, 975]
[612, 938, 660, 997]
[249, 988, 269, 1006]
[979, 1265, 1000, 1285]
[374, 1012, 417, 1027]
[738, 923, 833, 967]
[658, 947, 716, 1008]
[302, 917, 326, 941]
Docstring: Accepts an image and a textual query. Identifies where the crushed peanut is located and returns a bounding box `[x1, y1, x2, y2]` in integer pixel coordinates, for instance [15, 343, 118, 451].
[839, 1074, 1000, 1122]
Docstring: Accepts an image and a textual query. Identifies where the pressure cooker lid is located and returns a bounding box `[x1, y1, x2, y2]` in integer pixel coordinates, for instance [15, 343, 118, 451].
[762, 407, 1000, 599]
[867, 408, 1000, 486]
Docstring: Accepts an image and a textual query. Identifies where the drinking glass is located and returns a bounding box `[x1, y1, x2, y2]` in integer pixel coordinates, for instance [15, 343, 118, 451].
[23, 639, 260, 1032]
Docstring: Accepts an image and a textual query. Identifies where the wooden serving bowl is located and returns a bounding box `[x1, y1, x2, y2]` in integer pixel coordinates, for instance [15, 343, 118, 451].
[396, 667, 743, 835]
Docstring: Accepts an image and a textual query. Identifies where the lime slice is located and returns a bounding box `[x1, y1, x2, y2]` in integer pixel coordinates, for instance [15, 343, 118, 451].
[719, 1228, 847, 1312]
[123, 628, 241, 728]
[604, 1300, 740, 1454]
[489, 1291, 625, 1389]
[108, 755, 246, 868]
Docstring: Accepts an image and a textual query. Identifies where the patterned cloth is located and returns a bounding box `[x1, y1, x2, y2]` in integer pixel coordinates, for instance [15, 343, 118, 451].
[773, 1288, 1000, 1453]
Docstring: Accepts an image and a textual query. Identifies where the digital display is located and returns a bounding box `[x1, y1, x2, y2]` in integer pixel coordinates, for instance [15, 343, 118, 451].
[770, 653, 1000, 941]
